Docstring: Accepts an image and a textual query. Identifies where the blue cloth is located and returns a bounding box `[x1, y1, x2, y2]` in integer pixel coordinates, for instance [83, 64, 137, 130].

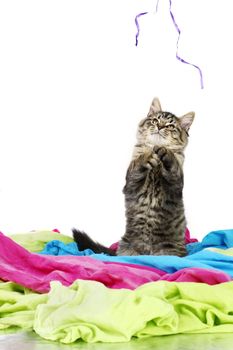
[186, 229, 233, 255]
[41, 229, 233, 256]
[39, 229, 233, 277]
[94, 249, 233, 277]
[40, 240, 95, 256]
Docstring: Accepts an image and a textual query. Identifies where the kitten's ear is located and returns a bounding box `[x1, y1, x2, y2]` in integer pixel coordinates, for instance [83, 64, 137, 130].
[179, 112, 195, 132]
[148, 97, 162, 115]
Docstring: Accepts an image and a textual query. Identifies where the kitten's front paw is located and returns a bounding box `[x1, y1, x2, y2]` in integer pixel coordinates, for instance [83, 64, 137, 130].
[144, 152, 160, 169]
[154, 146, 173, 170]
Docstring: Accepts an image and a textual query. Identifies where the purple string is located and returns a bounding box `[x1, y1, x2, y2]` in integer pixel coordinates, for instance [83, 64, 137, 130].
[135, 0, 204, 89]
[135, 1, 160, 47]
[135, 12, 148, 46]
[169, 0, 204, 89]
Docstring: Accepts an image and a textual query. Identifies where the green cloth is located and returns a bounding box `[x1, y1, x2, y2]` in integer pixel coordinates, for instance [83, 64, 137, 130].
[2, 280, 233, 343]
[9, 230, 73, 253]
[207, 247, 233, 256]
[0, 282, 46, 333]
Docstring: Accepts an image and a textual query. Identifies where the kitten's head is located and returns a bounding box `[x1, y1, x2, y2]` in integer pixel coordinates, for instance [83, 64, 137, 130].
[137, 97, 195, 151]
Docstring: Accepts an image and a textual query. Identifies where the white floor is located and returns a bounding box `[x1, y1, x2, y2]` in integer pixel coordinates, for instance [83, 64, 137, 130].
[1, 332, 233, 350]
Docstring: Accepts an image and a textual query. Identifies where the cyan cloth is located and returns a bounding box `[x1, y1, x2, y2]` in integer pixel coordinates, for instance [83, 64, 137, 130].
[40, 240, 94, 256]
[0, 232, 231, 293]
[40, 229, 233, 278]
[40, 229, 233, 257]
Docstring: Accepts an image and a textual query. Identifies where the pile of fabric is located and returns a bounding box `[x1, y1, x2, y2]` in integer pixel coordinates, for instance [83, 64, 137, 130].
[1, 228, 233, 343]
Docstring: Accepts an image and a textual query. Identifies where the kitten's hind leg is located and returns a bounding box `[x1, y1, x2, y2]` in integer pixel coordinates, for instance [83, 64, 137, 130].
[116, 247, 141, 256]
[152, 241, 187, 257]
[117, 240, 142, 256]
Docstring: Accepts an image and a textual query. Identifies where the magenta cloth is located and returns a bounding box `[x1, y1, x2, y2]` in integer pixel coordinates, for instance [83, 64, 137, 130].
[109, 228, 198, 251]
[0, 232, 230, 293]
[52, 228, 61, 233]
[185, 228, 198, 244]
[106, 262, 230, 285]
[160, 267, 229, 284]
[109, 242, 119, 251]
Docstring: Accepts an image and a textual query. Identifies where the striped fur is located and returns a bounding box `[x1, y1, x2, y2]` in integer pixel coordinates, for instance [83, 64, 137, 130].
[117, 98, 195, 256]
[73, 97, 194, 257]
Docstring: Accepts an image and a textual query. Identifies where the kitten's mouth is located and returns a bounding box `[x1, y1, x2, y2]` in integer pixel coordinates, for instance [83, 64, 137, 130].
[147, 132, 166, 146]
[151, 131, 164, 138]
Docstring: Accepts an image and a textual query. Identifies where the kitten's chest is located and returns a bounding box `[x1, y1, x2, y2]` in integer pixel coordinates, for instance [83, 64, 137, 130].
[138, 179, 163, 209]
[139, 195, 161, 210]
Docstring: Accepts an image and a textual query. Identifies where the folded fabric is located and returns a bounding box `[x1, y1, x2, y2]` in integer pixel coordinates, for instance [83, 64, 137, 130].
[0, 281, 46, 332]
[184, 228, 198, 243]
[10, 230, 73, 253]
[38, 230, 233, 278]
[186, 229, 233, 255]
[33, 280, 233, 343]
[40, 240, 94, 256]
[94, 249, 233, 277]
[208, 247, 233, 256]
[0, 232, 163, 292]
[2, 279, 233, 343]
[0, 232, 230, 293]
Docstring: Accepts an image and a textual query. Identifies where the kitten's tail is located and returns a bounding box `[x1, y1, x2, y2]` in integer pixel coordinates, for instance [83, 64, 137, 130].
[72, 228, 117, 256]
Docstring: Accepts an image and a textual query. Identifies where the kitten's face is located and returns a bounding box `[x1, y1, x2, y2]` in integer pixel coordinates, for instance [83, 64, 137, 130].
[137, 98, 195, 150]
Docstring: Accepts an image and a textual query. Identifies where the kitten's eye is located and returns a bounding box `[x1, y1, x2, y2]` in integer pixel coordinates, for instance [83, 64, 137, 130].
[151, 119, 158, 125]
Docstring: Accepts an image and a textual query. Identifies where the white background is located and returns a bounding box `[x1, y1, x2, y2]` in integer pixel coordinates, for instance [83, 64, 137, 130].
[0, 0, 233, 242]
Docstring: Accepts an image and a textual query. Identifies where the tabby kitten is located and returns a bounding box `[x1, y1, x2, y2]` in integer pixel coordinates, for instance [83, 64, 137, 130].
[73, 98, 194, 257]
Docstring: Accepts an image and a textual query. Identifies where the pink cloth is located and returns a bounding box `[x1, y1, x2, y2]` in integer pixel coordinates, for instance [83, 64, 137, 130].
[0, 232, 229, 293]
[52, 228, 61, 233]
[109, 228, 198, 251]
[185, 228, 199, 243]
[160, 267, 228, 284]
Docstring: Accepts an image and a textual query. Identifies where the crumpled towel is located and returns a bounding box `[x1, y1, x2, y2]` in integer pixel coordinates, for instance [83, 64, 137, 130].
[10, 229, 73, 253]
[0, 232, 230, 293]
[40, 240, 94, 256]
[34, 280, 233, 343]
[186, 229, 233, 255]
[2, 280, 233, 343]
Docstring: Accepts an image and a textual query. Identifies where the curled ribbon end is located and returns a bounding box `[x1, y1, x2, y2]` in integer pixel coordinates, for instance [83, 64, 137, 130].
[170, 0, 204, 89]
[135, 12, 148, 47]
